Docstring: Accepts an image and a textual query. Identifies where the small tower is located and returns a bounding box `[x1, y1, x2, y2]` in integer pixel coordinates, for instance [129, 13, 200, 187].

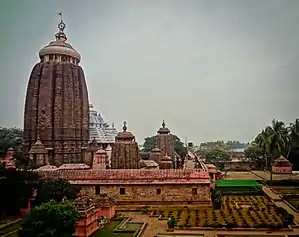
[159, 154, 173, 169]
[105, 144, 112, 167]
[92, 146, 108, 170]
[149, 147, 162, 165]
[110, 122, 140, 169]
[155, 121, 174, 160]
[85, 138, 100, 165]
[29, 137, 48, 167]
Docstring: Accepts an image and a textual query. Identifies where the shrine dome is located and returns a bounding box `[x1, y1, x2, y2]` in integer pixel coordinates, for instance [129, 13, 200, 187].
[39, 17, 81, 63]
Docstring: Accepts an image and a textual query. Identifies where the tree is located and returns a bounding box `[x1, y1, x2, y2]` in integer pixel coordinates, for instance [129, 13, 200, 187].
[204, 149, 229, 163]
[244, 145, 265, 169]
[253, 119, 291, 181]
[0, 127, 23, 155]
[19, 200, 81, 237]
[142, 135, 187, 158]
[0, 167, 39, 219]
[34, 179, 81, 206]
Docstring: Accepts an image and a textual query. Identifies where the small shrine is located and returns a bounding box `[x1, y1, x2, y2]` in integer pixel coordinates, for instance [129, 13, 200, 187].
[94, 193, 116, 219]
[159, 155, 173, 169]
[29, 137, 49, 167]
[73, 195, 99, 237]
[272, 155, 293, 174]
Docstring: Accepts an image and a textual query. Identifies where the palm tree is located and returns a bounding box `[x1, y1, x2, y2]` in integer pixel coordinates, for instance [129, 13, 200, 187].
[255, 119, 289, 182]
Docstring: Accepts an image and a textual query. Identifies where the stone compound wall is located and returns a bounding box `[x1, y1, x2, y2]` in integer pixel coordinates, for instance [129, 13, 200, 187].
[80, 184, 211, 203]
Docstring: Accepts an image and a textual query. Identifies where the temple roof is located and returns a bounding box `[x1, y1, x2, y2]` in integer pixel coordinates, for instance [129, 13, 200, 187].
[29, 137, 48, 154]
[89, 105, 118, 143]
[37, 169, 211, 185]
[115, 121, 135, 140]
[39, 13, 81, 62]
[157, 120, 170, 134]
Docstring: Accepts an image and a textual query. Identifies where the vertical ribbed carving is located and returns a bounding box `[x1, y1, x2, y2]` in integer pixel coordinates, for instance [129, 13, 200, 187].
[23, 61, 89, 166]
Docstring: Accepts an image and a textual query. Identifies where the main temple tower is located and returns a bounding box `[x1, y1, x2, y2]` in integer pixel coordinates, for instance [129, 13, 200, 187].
[23, 15, 89, 165]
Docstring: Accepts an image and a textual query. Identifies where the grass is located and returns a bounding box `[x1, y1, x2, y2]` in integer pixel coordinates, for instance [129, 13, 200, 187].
[92, 220, 135, 237]
[216, 180, 260, 187]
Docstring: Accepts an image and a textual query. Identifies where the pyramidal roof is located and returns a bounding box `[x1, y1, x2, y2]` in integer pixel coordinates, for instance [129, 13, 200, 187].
[89, 105, 118, 143]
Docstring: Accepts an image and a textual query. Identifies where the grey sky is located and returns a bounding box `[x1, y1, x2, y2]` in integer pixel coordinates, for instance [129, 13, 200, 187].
[0, 0, 298, 144]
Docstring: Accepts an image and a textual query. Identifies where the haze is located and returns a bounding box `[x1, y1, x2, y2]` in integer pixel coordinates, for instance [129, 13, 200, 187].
[0, 0, 298, 144]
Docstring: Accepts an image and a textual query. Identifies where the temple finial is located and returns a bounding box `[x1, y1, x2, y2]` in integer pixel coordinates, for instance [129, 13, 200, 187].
[123, 121, 127, 132]
[162, 120, 166, 128]
[55, 12, 67, 41]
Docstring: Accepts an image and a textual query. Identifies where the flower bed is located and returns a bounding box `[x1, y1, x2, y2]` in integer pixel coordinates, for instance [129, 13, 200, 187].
[150, 196, 294, 229]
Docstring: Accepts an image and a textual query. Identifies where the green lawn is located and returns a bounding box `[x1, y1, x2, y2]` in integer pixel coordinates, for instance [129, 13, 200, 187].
[92, 220, 134, 237]
[216, 180, 260, 187]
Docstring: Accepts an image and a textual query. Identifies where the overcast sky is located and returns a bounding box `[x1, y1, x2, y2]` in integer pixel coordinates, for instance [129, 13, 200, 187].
[0, 0, 298, 144]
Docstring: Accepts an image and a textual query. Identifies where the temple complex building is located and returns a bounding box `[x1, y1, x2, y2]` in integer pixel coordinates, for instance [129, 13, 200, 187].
[89, 104, 118, 147]
[23, 16, 89, 166]
[38, 169, 212, 208]
[155, 121, 175, 162]
[110, 122, 140, 169]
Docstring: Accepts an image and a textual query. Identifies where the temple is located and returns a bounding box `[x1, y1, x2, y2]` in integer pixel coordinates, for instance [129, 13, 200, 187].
[23, 16, 89, 166]
[155, 121, 175, 162]
[110, 122, 140, 169]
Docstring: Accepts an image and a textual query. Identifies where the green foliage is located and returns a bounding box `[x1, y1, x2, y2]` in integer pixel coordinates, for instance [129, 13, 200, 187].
[19, 200, 81, 237]
[34, 179, 81, 206]
[143, 135, 187, 158]
[204, 149, 229, 163]
[251, 118, 299, 171]
[0, 127, 23, 155]
[0, 168, 39, 219]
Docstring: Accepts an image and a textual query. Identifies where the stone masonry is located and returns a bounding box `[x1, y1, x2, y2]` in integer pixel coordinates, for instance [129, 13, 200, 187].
[23, 17, 89, 166]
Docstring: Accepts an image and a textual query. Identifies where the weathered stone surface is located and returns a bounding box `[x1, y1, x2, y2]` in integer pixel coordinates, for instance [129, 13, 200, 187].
[155, 121, 174, 162]
[23, 62, 89, 166]
[111, 123, 140, 169]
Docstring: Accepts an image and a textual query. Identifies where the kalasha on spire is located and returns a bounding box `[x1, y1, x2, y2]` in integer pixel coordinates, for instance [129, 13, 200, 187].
[55, 12, 67, 41]
[23, 13, 90, 167]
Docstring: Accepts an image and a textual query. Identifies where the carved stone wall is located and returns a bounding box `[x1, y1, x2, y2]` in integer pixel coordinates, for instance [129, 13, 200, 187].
[23, 62, 89, 165]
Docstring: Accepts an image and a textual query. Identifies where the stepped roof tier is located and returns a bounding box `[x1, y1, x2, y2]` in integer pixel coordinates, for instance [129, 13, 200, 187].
[89, 104, 118, 143]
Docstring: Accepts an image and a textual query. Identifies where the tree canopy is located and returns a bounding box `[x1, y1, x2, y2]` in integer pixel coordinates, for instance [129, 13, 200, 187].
[0, 167, 39, 219]
[143, 134, 187, 158]
[19, 200, 81, 237]
[34, 179, 81, 206]
[0, 127, 23, 155]
[204, 149, 229, 163]
[246, 118, 299, 171]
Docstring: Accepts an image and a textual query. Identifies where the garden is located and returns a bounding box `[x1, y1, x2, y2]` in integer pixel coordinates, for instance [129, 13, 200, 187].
[150, 195, 294, 229]
[271, 186, 299, 211]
